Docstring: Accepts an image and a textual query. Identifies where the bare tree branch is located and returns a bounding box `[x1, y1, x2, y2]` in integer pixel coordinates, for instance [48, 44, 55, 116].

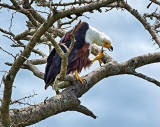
[59, 15, 79, 27]
[0, 28, 14, 36]
[0, 46, 16, 59]
[117, 1, 160, 47]
[14, 29, 30, 40]
[10, 0, 21, 9]
[129, 71, 160, 87]
[150, 0, 160, 5]
[72, 105, 97, 119]
[45, 32, 64, 57]
[38, 0, 94, 7]
[5, 61, 44, 79]
[0, 3, 15, 10]
[10, 92, 37, 106]
[26, 61, 44, 79]
[9, 94, 80, 126]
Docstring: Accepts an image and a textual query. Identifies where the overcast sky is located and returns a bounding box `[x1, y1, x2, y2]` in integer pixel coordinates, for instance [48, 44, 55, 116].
[0, 0, 160, 127]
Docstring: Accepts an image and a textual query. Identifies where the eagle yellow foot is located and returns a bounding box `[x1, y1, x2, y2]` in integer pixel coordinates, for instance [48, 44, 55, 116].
[75, 70, 84, 85]
[92, 49, 104, 64]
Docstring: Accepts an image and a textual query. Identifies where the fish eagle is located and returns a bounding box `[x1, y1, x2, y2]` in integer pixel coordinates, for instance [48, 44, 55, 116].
[44, 22, 113, 89]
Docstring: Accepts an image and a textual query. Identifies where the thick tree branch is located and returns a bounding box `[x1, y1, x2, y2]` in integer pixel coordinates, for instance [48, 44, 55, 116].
[125, 52, 160, 69]
[56, 0, 119, 19]
[9, 94, 80, 126]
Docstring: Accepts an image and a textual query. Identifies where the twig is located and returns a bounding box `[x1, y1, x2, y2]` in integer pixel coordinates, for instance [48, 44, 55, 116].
[0, 46, 16, 59]
[144, 12, 160, 20]
[29, 0, 35, 6]
[0, 3, 16, 10]
[60, 15, 79, 27]
[11, 43, 47, 58]
[147, 1, 153, 8]
[82, 14, 90, 19]
[0, 28, 25, 46]
[0, 71, 8, 74]
[10, 92, 38, 105]
[0, 28, 14, 36]
[45, 32, 64, 58]
[26, 61, 44, 79]
[9, 12, 16, 32]
[61, 26, 72, 30]
[105, 7, 114, 12]
[36, 10, 50, 14]
[129, 70, 160, 87]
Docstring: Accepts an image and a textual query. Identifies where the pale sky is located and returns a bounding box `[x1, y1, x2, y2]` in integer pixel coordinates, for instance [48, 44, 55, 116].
[0, 0, 160, 127]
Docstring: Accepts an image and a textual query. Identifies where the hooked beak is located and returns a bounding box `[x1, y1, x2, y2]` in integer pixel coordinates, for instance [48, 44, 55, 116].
[108, 46, 113, 52]
[104, 42, 113, 52]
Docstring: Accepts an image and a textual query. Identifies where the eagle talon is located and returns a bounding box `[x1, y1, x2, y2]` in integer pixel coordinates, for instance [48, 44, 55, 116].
[98, 59, 103, 66]
[75, 70, 84, 85]
[101, 47, 104, 53]
[83, 79, 87, 84]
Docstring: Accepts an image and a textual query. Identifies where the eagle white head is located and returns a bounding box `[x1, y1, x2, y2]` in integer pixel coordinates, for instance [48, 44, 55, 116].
[85, 26, 113, 51]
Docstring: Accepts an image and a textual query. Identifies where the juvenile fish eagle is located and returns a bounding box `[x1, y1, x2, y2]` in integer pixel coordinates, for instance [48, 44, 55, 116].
[44, 22, 113, 89]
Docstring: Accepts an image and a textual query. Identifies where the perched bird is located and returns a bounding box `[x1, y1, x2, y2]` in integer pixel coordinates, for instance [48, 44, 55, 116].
[44, 22, 113, 89]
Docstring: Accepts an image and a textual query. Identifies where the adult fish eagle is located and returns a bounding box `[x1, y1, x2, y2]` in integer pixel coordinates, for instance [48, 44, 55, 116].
[44, 22, 113, 89]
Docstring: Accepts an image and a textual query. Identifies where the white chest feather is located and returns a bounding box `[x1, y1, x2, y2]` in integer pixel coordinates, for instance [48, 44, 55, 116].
[85, 27, 100, 53]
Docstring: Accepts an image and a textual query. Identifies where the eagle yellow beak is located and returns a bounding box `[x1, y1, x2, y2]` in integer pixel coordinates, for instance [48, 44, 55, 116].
[104, 41, 113, 51]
